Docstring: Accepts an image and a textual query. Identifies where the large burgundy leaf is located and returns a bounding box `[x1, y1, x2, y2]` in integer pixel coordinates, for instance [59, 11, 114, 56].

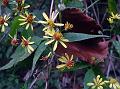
[56, 8, 109, 63]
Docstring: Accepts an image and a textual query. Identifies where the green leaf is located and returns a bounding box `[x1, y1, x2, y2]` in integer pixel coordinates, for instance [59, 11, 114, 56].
[108, 0, 117, 14]
[113, 41, 120, 57]
[10, 16, 22, 37]
[84, 68, 95, 89]
[62, 62, 90, 72]
[31, 41, 47, 73]
[63, 33, 109, 42]
[66, 0, 84, 9]
[0, 36, 43, 71]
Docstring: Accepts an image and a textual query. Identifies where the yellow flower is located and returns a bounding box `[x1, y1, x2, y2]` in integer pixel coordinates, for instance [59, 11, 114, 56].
[0, 15, 10, 32]
[38, 11, 64, 31]
[64, 22, 73, 31]
[19, 12, 37, 30]
[108, 77, 120, 89]
[21, 36, 34, 53]
[43, 29, 69, 51]
[56, 53, 74, 69]
[110, 12, 120, 20]
[107, 12, 120, 24]
[13, 0, 30, 15]
[107, 18, 114, 24]
[87, 75, 106, 89]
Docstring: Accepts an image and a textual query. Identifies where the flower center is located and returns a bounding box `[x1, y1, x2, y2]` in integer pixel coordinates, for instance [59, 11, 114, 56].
[17, 5, 24, 11]
[11, 39, 19, 46]
[22, 40, 29, 46]
[26, 14, 34, 24]
[0, 16, 5, 25]
[53, 32, 62, 40]
[64, 22, 73, 30]
[110, 79, 117, 84]
[2, 0, 9, 6]
[47, 19, 55, 27]
[66, 60, 74, 69]
[16, 0, 22, 3]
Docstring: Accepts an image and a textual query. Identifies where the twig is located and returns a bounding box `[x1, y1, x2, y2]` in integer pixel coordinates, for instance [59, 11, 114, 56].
[82, 0, 99, 12]
[50, 0, 54, 18]
[90, 0, 99, 24]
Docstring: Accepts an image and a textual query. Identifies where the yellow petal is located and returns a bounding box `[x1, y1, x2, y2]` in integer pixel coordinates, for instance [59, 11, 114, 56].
[59, 41, 67, 48]
[53, 41, 58, 51]
[31, 25, 33, 30]
[20, 22, 27, 25]
[29, 42, 34, 45]
[26, 23, 30, 30]
[45, 39, 54, 45]
[56, 64, 66, 69]
[62, 38, 69, 42]
[4, 22, 8, 26]
[58, 56, 67, 63]
[70, 55, 73, 61]
[1, 25, 5, 32]
[43, 36, 52, 38]
[20, 15, 26, 19]
[28, 45, 34, 52]
[27, 48, 31, 54]
[43, 27, 48, 31]
[24, 5, 30, 9]
[19, 19, 26, 21]
[54, 23, 64, 26]
[43, 12, 49, 21]
[65, 53, 69, 60]
[38, 21, 48, 24]
[87, 83, 94, 86]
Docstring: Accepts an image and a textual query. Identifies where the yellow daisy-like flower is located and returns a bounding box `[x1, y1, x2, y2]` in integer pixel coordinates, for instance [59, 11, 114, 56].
[0, 15, 10, 32]
[21, 36, 34, 54]
[43, 29, 69, 51]
[19, 12, 37, 30]
[38, 11, 64, 31]
[107, 77, 120, 89]
[13, 0, 30, 15]
[110, 12, 120, 20]
[107, 12, 120, 24]
[87, 75, 106, 89]
[56, 53, 74, 69]
[64, 22, 73, 31]
[107, 17, 114, 24]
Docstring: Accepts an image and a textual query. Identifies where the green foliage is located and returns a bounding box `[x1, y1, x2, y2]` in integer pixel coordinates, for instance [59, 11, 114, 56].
[0, 72, 20, 89]
[61, 62, 90, 72]
[10, 16, 22, 37]
[108, 0, 117, 14]
[84, 68, 95, 89]
[113, 40, 120, 57]
[31, 41, 47, 73]
[0, 36, 42, 71]
[63, 33, 109, 42]
[65, 0, 84, 9]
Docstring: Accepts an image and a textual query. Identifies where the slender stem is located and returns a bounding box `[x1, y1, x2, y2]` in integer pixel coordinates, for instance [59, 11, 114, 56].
[82, 0, 99, 12]
[50, 0, 54, 18]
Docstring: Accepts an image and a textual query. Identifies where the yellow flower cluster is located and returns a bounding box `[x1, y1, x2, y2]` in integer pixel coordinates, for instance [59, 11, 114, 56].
[56, 53, 74, 70]
[108, 12, 120, 24]
[39, 10, 69, 51]
[87, 75, 120, 89]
